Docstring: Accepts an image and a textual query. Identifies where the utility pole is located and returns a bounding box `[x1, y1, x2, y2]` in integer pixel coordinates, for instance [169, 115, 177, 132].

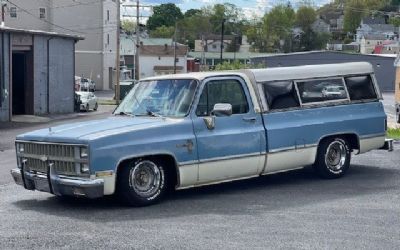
[201, 35, 205, 71]
[220, 18, 225, 63]
[173, 19, 177, 74]
[115, 0, 121, 103]
[135, 0, 140, 80]
[1, 0, 6, 27]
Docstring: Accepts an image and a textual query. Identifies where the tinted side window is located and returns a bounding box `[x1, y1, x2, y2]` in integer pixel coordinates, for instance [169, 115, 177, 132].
[344, 75, 377, 101]
[196, 79, 249, 116]
[262, 81, 300, 110]
[297, 78, 347, 104]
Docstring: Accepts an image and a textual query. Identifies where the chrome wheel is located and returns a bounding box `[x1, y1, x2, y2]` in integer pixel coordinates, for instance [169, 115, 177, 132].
[325, 140, 347, 173]
[129, 160, 162, 198]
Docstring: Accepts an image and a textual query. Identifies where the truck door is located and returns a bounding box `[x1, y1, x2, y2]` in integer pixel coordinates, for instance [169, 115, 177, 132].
[191, 77, 265, 184]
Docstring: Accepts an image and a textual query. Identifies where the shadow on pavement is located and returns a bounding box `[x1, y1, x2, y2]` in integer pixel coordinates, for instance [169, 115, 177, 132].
[11, 164, 400, 222]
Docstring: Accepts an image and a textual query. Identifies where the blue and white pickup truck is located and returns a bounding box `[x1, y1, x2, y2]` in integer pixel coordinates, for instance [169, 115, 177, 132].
[11, 62, 393, 206]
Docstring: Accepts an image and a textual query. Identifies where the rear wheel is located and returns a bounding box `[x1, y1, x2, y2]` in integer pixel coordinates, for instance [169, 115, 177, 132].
[117, 159, 168, 206]
[314, 137, 351, 179]
[85, 104, 89, 112]
[94, 103, 98, 111]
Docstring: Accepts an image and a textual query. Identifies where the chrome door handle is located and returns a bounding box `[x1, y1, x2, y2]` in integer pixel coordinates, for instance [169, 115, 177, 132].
[243, 117, 257, 122]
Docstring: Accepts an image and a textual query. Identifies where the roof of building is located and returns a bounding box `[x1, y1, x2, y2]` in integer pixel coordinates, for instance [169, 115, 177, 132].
[0, 26, 84, 40]
[368, 24, 396, 32]
[140, 44, 188, 56]
[363, 34, 392, 40]
[362, 17, 386, 25]
[120, 36, 178, 55]
[188, 51, 275, 60]
[250, 50, 397, 59]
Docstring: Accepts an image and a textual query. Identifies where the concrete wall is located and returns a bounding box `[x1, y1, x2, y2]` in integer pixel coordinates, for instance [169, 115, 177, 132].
[48, 38, 75, 114]
[33, 36, 49, 114]
[0, 33, 10, 122]
[4, 0, 52, 31]
[251, 52, 396, 92]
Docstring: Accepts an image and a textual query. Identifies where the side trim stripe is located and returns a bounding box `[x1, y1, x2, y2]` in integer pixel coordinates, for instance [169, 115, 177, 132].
[179, 152, 264, 166]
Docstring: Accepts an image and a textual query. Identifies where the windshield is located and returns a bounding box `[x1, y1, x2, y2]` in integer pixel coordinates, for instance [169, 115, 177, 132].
[114, 79, 199, 118]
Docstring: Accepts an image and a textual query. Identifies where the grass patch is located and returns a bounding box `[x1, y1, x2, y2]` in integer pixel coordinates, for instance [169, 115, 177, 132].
[387, 128, 400, 140]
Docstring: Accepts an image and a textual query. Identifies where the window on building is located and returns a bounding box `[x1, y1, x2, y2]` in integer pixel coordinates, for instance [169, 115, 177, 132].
[10, 7, 17, 18]
[344, 75, 377, 101]
[107, 10, 110, 21]
[107, 34, 110, 45]
[262, 81, 300, 110]
[296, 78, 348, 104]
[39, 8, 46, 19]
[196, 79, 249, 116]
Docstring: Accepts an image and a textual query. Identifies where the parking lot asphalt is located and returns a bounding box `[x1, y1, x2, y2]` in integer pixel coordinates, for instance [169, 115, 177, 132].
[0, 144, 399, 249]
[0, 94, 399, 249]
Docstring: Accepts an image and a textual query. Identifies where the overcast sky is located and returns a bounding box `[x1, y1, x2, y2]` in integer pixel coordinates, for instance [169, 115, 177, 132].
[121, 0, 332, 19]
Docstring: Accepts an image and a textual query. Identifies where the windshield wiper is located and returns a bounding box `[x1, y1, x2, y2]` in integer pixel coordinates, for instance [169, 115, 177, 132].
[115, 111, 135, 117]
[146, 109, 165, 119]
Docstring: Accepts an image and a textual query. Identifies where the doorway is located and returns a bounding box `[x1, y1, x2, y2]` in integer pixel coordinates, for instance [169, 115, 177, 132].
[12, 51, 33, 115]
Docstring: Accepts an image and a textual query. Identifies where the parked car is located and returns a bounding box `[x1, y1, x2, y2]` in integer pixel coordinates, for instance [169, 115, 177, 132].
[76, 91, 98, 112]
[322, 85, 347, 98]
[76, 76, 96, 92]
[11, 62, 393, 207]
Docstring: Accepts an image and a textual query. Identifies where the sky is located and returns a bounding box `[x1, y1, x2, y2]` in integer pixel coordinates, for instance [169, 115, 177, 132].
[122, 0, 332, 20]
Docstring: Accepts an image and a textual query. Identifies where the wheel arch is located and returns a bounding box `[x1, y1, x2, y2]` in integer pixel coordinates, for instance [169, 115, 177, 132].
[316, 132, 360, 155]
[115, 153, 180, 190]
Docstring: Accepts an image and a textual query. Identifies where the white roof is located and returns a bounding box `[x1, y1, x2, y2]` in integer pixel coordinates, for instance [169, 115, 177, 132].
[142, 62, 374, 83]
[247, 62, 374, 83]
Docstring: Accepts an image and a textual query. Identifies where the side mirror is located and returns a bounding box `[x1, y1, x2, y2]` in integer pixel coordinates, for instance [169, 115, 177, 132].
[203, 103, 232, 130]
[212, 103, 232, 117]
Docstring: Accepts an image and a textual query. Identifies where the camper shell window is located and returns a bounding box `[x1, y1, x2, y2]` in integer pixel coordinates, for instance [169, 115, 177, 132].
[296, 78, 348, 104]
[261, 81, 300, 110]
[344, 75, 377, 101]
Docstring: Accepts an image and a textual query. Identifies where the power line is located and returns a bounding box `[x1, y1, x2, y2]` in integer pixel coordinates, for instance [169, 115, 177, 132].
[6, 0, 85, 34]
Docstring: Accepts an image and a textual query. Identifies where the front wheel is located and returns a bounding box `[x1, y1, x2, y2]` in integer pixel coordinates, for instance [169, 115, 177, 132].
[313, 137, 351, 179]
[117, 159, 168, 206]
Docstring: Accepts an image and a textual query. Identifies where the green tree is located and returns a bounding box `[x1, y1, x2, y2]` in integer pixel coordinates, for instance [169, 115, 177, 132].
[147, 3, 183, 31]
[343, 0, 366, 34]
[263, 4, 296, 52]
[296, 6, 317, 31]
[214, 61, 265, 70]
[121, 19, 136, 35]
[184, 9, 201, 18]
[177, 9, 213, 50]
[149, 25, 175, 38]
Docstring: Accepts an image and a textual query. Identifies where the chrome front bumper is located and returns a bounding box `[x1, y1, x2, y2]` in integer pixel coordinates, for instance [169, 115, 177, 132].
[10, 168, 104, 199]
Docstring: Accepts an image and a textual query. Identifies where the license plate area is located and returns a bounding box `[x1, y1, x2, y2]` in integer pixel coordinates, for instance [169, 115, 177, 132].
[33, 177, 51, 193]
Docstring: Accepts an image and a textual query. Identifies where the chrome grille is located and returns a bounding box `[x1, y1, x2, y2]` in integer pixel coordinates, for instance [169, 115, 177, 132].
[23, 143, 75, 158]
[16, 142, 86, 176]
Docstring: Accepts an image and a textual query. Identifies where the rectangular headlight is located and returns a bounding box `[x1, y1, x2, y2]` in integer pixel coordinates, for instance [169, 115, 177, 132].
[80, 147, 88, 158]
[80, 163, 90, 174]
[16, 143, 24, 154]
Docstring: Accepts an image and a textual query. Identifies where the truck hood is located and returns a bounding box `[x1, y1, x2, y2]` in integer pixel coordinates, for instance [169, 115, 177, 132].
[16, 116, 178, 143]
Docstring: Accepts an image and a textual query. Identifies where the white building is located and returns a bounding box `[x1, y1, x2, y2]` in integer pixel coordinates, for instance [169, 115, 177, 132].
[139, 43, 188, 78]
[4, 0, 118, 90]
